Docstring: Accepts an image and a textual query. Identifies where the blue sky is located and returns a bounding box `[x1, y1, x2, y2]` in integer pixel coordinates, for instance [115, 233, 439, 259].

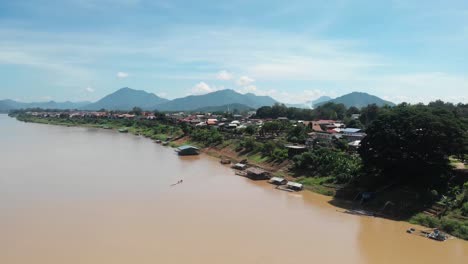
[0, 0, 467, 104]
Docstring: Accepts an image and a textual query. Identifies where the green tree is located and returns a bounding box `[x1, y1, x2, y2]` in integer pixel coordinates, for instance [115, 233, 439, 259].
[358, 104, 467, 189]
[346, 106, 360, 117]
[131, 107, 143, 116]
[255, 106, 272, 118]
[359, 104, 380, 127]
[244, 125, 257, 135]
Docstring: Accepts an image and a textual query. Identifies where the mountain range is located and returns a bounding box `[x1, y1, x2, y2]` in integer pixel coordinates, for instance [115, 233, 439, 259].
[0, 88, 395, 112]
[83, 87, 169, 111]
[287, 96, 333, 109]
[314, 92, 395, 108]
[154, 89, 277, 111]
[0, 99, 90, 112]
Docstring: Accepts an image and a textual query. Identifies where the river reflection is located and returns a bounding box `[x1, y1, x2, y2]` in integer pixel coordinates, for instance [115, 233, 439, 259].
[0, 114, 466, 264]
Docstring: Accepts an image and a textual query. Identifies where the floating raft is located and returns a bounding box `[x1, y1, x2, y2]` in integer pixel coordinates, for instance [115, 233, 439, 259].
[407, 228, 448, 241]
[276, 186, 294, 192]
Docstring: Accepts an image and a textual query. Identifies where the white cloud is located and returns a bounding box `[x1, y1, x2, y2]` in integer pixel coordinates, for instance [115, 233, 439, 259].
[116, 72, 129, 78]
[156, 92, 168, 98]
[1, 26, 467, 103]
[236, 85, 332, 104]
[237, 76, 255, 86]
[216, 70, 233, 80]
[85, 86, 94, 93]
[365, 72, 468, 104]
[190, 82, 223, 95]
[39, 96, 52, 102]
[236, 85, 258, 94]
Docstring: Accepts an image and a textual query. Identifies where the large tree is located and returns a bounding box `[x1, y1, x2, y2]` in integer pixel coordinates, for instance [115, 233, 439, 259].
[358, 104, 467, 189]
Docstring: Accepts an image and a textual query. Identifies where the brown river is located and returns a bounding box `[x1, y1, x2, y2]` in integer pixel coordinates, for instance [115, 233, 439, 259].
[0, 114, 466, 264]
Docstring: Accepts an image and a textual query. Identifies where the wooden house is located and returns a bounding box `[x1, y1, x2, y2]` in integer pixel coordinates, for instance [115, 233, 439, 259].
[246, 167, 270, 180]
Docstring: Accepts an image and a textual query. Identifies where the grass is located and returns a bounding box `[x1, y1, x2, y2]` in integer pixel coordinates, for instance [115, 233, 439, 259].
[247, 153, 270, 164]
[409, 213, 468, 240]
[295, 176, 336, 196]
[273, 171, 287, 178]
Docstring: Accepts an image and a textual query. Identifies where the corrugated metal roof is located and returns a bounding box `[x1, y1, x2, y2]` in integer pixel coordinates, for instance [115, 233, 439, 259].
[284, 144, 307, 149]
[270, 177, 286, 182]
[287, 182, 303, 188]
[177, 145, 199, 150]
[246, 167, 267, 174]
[342, 128, 362, 133]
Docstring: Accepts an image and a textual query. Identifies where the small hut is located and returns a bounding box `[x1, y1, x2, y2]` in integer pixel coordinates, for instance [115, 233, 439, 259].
[246, 167, 270, 180]
[175, 145, 200, 156]
[269, 177, 287, 185]
[286, 181, 304, 191]
[232, 163, 247, 170]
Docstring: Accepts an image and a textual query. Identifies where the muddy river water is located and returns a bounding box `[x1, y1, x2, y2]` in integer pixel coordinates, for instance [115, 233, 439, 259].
[0, 114, 466, 264]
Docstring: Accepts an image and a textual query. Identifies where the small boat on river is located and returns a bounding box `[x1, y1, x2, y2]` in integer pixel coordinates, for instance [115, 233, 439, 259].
[427, 230, 448, 241]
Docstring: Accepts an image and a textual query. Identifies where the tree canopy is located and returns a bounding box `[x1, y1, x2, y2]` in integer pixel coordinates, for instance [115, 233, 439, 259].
[358, 104, 467, 189]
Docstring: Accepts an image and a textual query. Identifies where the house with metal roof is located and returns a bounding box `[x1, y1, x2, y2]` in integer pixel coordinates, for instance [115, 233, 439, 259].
[232, 163, 247, 170]
[175, 145, 200, 156]
[269, 177, 288, 185]
[342, 128, 362, 134]
[246, 167, 270, 180]
[286, 182, 304, 191]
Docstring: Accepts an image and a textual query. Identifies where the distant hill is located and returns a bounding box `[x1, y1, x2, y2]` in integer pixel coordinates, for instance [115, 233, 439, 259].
[308, 96, 332, 107]
[155, 89, 277, 111]
[191, 103, 254, 113]
[315, 92, 395, 108]
[0, 99, 90, 112]
[82, 87, 168, 110]
[288, 96, 333, 109]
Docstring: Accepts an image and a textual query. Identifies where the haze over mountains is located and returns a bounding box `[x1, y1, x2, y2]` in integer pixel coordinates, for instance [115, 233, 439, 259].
[0, 87, 395, 112]
[0, 99, 90, 112]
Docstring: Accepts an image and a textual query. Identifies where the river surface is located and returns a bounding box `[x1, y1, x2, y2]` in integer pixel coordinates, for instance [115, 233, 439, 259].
[0, 114, 466, 264]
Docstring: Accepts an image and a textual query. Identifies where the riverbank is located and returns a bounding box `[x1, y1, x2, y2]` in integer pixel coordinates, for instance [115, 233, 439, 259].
[3, 113, 467, 264]
[10, 114, 468, 241]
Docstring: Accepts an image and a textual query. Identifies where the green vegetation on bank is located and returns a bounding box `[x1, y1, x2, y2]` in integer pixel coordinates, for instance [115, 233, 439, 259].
[9, 100, 468, 239]
[15, 114, 184, 140]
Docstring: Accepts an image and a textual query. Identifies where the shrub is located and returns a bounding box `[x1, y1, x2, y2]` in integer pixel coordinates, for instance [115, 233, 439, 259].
[409, 213, 440, 228]
[462, 202, 468, 216]
[271, 148, 288, 161]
